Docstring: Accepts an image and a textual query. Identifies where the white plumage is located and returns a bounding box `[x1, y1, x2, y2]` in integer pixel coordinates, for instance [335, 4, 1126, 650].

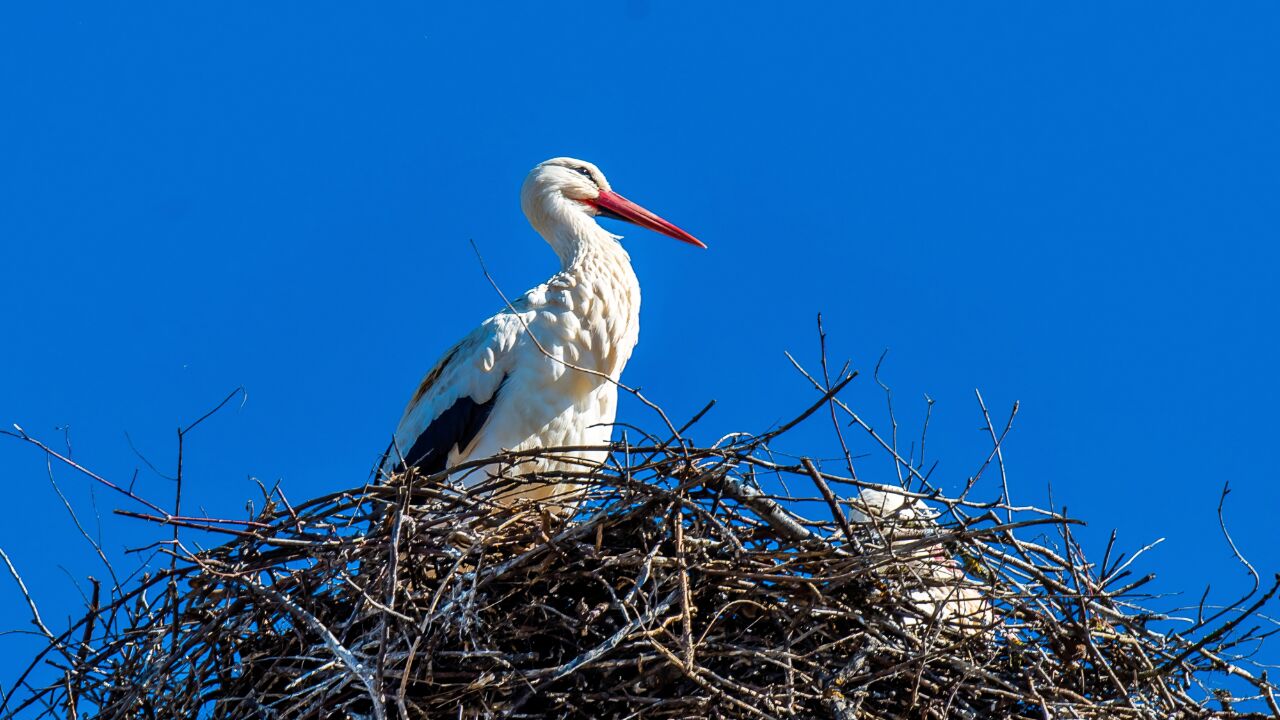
[378, 157, 704, 510]
[850, 487, 993, 636]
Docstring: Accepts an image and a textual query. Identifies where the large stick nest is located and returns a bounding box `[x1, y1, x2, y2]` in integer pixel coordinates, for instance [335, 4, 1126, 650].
[4, 380, 1278, 719]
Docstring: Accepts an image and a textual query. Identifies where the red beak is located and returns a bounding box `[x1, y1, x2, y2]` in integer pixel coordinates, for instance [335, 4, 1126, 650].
[589, 189, 707, 248]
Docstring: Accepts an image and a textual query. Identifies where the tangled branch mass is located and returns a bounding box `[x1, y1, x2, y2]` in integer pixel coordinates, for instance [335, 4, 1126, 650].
[5, 374, 1278, 720]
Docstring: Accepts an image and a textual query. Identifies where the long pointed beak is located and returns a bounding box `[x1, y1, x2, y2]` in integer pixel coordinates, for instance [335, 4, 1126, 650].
[590, 189, 707, 248]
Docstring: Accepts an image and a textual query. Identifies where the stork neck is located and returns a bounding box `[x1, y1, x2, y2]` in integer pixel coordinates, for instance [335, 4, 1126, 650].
[526, 196, 640, 306]
[539, 212, 621, 270]
[559, 226, 640, 320]
[532, 212, 641, 379]
[556, 223, 641, 379]
[561, 230, 630, 274]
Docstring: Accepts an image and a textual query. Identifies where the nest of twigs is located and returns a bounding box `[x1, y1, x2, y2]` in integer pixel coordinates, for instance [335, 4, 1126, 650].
[5, 378, 1279, 719]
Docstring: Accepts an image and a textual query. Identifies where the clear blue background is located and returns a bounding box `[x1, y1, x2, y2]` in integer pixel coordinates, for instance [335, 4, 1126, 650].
[2, 1, 1277, 703]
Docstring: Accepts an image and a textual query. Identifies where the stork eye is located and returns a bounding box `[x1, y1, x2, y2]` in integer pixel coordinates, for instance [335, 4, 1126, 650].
[575, 167, 595, 182]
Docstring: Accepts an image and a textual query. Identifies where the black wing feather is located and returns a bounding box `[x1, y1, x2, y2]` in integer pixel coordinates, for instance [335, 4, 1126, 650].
[384, 377, 505, 477]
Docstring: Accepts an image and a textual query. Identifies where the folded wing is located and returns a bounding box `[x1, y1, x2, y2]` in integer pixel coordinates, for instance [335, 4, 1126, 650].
[378, 312, 523, 479]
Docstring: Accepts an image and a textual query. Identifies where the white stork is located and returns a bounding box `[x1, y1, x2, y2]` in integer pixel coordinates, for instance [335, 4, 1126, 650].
[850, 488, 993, 637]
[378, 157, 704, 509]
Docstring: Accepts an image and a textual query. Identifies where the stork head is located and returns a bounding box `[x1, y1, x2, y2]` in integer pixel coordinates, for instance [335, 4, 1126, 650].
[520, 157, 706, 256]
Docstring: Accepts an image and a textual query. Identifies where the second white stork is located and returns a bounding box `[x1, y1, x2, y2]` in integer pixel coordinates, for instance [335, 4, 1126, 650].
[378, 157, 705, 509]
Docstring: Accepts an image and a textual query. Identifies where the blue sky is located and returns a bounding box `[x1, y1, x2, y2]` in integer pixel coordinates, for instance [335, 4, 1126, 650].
[2, 1, 1278, 699]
